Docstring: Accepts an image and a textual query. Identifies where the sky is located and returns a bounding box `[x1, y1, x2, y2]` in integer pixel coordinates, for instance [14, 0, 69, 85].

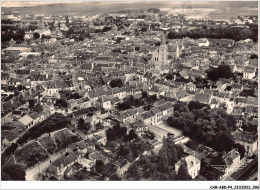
[1, 1, 257, 8]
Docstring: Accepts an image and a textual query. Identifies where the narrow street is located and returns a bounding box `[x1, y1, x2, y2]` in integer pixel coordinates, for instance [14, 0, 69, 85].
[26, 151, 64, 181]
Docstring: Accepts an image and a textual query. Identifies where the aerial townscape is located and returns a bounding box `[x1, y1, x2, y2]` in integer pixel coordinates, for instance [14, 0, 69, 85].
[1, 1, 258, 183]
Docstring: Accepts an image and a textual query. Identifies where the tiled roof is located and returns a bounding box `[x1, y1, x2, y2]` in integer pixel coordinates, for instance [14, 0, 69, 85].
[244, 67, 255, 73]
[18, 115, 33, 126]
[5, 132, 18, 142]
[224, 149, 240, 167]
[232, 130, 257, 144]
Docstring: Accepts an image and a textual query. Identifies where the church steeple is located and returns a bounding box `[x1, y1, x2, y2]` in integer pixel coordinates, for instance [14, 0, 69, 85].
[152, 31, 169, 74]
[161, 31, 166, 46]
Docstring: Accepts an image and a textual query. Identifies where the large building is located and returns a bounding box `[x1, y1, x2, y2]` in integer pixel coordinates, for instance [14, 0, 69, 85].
[152, 32, 181, 73]
[152, 32, 168, 73]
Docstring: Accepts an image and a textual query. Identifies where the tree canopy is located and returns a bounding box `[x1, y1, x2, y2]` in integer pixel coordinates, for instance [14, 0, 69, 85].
[167, 25, 258, 42]
[110, 78, 124, 88]
[206, 65, 233, 81]
[176, 160, 192, 180]
[250, 54, 258, 59]
[188, 101, 210, 111]
[167, 103, 237, 152]
[33, 32, 40, 39]
[1, 164, 26, 181]
[126, 137, 183, 180]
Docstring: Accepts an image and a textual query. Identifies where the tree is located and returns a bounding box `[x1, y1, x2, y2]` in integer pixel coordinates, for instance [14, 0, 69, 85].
[110, 78, 124, 88]
[174, 101, 189, 113]
[95, 160, 104, 173]
[13, 29, 25, 41]
[206, 65, 233, 81]
[233, 143, 245, 158]
[110, 174, 122, 181]
[33, 32, 40, 39]
[106, 128, 114, 141]
[127, 130, 137, 141]
[127, 163, 140, 180]
[166, 73, 174, 80]
[212, 133, 233, 152]
[141, 91, 148, 98]
[78, 118, 85, 128]
[192, 109, 206, 120]
[102, 26, 112, 33]
[79, 35, 84, 41]
[141, 26, 148, 32]
[55, 99, 68, 108]
[1, 164, 26, 180]
[250, 54, 258, 59]
[158, 138, 178, 172]
[188, 101, 210, 111]
[175, 144, 184, 160]
[239, 28, 253, 40]
[218, 65, 233, 79]
[176, 160, 192, 180]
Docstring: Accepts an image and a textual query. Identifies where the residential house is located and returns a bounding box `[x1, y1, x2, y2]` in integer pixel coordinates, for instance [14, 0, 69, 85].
[185, 82, 196, 91]
[72, 107, 100, 120]
[121, 107, 145, 123]
[18, 115, 34, 129]
[232, 130, 258, 157]
[197, 38, 210, 47]
[2, 132, 18, 148]
[88, 151, 109, 165]
[223, 149, 241, 175]
[138, 110, 156, 126]
[129, 120, 149, 135]
[80, 62, 94, 73]
[243, 67, 256, 79]
[46, 151, 83, 180]
[138, 102, 174, 125]
[115, 160, 132, 177]
[175, 155, 201, 179]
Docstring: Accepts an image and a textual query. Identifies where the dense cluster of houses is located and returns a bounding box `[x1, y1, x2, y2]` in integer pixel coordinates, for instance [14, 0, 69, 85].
[1, 9, 258, 181]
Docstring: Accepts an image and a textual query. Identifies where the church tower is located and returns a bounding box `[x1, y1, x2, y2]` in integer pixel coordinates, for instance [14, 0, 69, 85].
[153, 32, 168, 73]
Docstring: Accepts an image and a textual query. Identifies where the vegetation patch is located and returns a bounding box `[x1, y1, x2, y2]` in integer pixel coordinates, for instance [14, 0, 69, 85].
[53, 129, 82, 152]
[39, 136, 57, 155]
[15, 142, 49, 169]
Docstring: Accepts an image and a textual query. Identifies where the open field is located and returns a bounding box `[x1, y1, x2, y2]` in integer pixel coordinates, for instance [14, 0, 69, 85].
[2, 1, 258, 16]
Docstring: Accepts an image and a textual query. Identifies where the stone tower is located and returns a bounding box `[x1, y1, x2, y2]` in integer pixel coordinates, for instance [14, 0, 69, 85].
[153, 32, 168, 73]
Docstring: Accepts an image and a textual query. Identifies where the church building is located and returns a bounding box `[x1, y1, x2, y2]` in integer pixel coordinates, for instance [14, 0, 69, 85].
[152, 32, 181, 74]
